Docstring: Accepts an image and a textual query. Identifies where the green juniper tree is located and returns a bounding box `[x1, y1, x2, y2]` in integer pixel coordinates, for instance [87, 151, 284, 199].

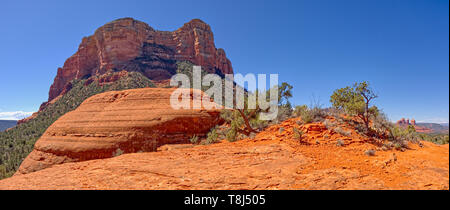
[330, 81, 378, 133]
[221, 82, 293, 141]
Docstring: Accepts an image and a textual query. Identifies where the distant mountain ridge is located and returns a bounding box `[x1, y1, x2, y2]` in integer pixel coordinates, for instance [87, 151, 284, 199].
[416, 123, 449, 134]
[0, 120, 17, 132]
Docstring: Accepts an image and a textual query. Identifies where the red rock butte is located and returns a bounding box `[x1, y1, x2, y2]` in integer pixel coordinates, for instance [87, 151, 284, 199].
[396, 117, 433, 133]
[48, 18, 233, 101]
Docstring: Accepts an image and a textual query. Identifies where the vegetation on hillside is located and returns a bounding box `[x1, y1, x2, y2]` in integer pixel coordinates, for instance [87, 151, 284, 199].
[418, 133, 449, 145]
[176, 61, 291, 143]
[327, 82, 447, 146]
[330, 81, 379, 133]
[189, 77, 449, 148]
[0, 71, 155, 179]
[217, 82, 294, 142]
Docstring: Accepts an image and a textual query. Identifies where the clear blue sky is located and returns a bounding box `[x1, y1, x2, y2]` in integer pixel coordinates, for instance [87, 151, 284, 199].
[0, 0, 448, 123]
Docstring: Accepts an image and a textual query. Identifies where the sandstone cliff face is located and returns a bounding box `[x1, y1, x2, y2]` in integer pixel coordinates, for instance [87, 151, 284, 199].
[17, 88, 221, 175]
[49, 18, 233, 101]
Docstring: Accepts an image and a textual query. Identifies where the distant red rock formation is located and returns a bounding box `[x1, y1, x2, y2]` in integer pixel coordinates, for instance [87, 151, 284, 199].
[48, 18, 233, 102]
[397, 118, 413, 126]
[397, 117, 432, 133]
[397, 118, 417, 126]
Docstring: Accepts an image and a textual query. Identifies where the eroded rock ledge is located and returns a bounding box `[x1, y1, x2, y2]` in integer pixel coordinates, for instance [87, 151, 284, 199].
[17, 88, 221, 175]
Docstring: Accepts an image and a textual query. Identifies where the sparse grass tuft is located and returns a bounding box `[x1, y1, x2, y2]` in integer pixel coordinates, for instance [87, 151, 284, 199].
[113, 148, 124, 157]
[294, 105, 326, 124]
[333, 127, 352, 136]
[336, 139, 345, 147]
[323, 119, 336, 130]
[190, 135, 200, 144]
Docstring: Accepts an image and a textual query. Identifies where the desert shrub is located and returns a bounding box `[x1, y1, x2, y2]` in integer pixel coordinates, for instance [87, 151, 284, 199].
[336, 118, 345, 124]
[330, 81, 378, 133]
[236, 133, 248, 141]
[205, 128, 219, 145]
[276, 104, 293, 123]
[190, 135, 200, 144]
[381, 141, 407, 151]
[250, 117, 269, 131]
[294, 105, 326, 124]
[294, 105, 312, 123]
[355, 123, 369, 135]
[293, 127, 305, 143]
[382, 142, 394, 150]
[311, 107, 326, 122]
[365, 149, 376, 156]
[113, 148, 124, 157]
[293, 105, 308, 117]
[301, 110, 314, 124]
[226, 131, 237, 142]
[418, 133, 449, 145]
[333, 126, 352, 137]
[325, 108, 345, 119]
[371, 112, 392, 137]
[336, 139, 345, 147]
[386, 125, 415, 150]
[272, 83, 294, 123]
[387, 123, 448, 146]
[220, 82, 293, 142]
[226, 120, 238, 142]
[323, 119, 336, 129]
[221, 110, 240, 142]
[388, 125, 418, 143]
[394, 142, 403, 150]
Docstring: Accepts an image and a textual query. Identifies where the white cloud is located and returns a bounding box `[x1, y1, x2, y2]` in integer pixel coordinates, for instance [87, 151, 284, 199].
[416, 118, 449, 124]
[0, 111, 34, 120]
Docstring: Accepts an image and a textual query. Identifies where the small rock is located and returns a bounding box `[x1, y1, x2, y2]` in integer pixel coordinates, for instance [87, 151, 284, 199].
[279, 127, 285, 134]
[365, 149, 376, 156]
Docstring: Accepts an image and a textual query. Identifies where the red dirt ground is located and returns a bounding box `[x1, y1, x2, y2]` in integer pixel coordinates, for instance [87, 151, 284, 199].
[0, 118, 448, 190]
